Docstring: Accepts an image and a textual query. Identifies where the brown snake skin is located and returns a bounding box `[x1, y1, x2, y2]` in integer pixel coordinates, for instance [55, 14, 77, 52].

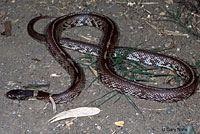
[6, 13, 198, 103]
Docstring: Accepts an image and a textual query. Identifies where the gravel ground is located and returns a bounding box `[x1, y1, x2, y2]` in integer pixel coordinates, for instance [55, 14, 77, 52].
[0, 0, 200, 134]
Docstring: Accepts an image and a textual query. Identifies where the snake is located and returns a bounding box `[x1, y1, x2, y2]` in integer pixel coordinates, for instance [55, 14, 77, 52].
[6, 13, 198, 103]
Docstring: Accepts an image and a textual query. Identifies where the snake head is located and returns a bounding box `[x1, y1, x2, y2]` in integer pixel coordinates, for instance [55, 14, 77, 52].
[6, 90, 34, 100]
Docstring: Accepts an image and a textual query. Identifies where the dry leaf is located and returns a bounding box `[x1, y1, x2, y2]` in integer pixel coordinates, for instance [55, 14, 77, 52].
[163, 30, 189, 37]
[50, 73, 61, 77]
[49, 107, 101, 123]
[192, 58, 195, 63]
[89, 66, 98, 77]
[166, 0, 173, 4]
[11, 0, 15, 3]
[159, 12, 166, 16]
[66, 122, 73, 127]
[49, 96, 57, 113]
[114, 121, 124, 127]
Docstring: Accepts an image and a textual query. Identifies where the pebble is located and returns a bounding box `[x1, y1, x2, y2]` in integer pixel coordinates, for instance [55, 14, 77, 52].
[0, 10, 6, 16]
[12, 111, 16, 115]
[127, 2, 135, 7]
[166, 109, 175, 114]
[176, 48, 180, 52]
[17, 114, 22, 117]
[29, 63, 36, 70]
[96, 125, 102, 130]
[13, 100, 19, 104]
[164, 43, 171, 48]
[138, 26, 143, 29]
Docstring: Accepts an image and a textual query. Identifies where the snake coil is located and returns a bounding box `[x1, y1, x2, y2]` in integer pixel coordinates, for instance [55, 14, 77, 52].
[6, 13, 198, 103]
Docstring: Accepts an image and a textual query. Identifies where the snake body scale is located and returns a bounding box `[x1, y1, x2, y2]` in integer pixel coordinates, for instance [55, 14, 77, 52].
[6, 13, 198, 103]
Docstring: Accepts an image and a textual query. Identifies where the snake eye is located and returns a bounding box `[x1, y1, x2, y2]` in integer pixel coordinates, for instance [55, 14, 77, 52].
[6, 90, 34, 100]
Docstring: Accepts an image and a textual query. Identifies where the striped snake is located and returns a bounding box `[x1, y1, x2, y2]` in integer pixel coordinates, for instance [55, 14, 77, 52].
[6, 13, 198, 103]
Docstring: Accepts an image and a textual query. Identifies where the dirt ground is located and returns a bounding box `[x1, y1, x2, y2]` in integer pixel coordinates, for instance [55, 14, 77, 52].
[0, 0, 200, 134]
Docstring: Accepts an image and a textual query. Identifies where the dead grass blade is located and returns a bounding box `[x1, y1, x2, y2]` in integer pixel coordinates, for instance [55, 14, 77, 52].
[48, 107, 101, 123]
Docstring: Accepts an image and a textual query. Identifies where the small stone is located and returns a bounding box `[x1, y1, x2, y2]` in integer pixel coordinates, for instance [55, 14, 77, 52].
[13, 100, 19, 104]
[138, 26, 143, 29]
[127, 2, 135, 7]
[29, 63, 36, 70]
[166, 109, 175, 114]
[12, 111, 16, 115]
[96, 125, 101, 130]
[164, 43, 171, 48]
